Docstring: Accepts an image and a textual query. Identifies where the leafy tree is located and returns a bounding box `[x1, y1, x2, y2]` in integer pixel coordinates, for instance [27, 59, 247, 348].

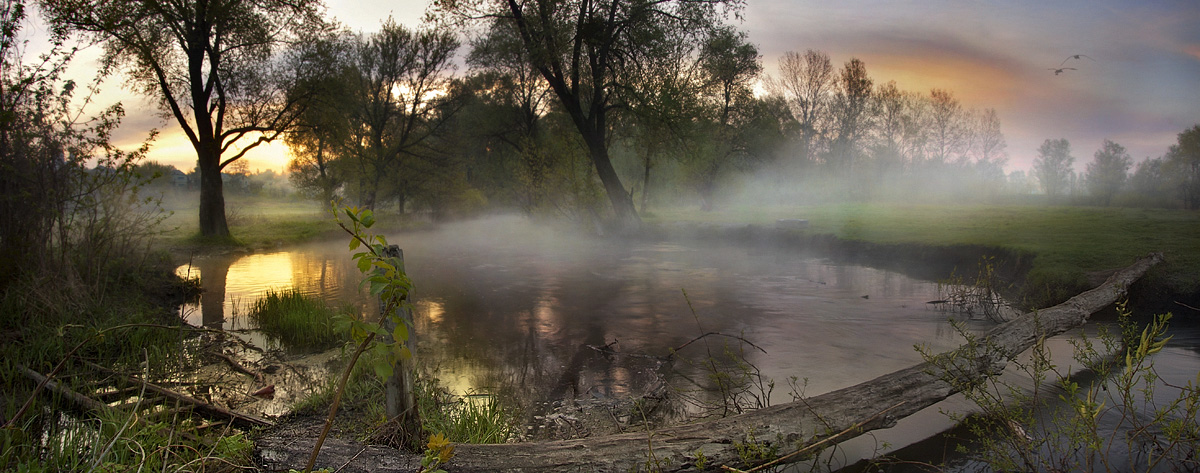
[1, 0, 156, 286]
[285, 22, 461, 212]
[1126, 157, 1174, 207]
[338, 21, 459, 211]
[39, 0, 325, 237]
[1084, 139, 1132, 206]
[433, 0, 744, 230]
[287, 33, 355, 203]
[1033, 138, 1075, 201]
[1165, 124, 1200, 209]
[689, 26, 763, 211]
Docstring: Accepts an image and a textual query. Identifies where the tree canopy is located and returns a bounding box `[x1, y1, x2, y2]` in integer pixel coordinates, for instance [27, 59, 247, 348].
[39, 0, 326, 236]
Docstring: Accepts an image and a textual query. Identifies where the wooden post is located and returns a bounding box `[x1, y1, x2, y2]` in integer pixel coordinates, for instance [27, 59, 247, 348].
[380, 245, 420, 442]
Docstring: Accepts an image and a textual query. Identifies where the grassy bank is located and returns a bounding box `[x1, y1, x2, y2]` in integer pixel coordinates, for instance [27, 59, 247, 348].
[152, 192, 1200, 308]
[155, 192, 337, 249]
[648, 203, 1200, 307]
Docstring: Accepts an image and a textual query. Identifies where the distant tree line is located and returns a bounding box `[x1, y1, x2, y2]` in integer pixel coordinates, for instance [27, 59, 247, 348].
[24, 0, 1200, 237]
[1032, 126, 1200, 209]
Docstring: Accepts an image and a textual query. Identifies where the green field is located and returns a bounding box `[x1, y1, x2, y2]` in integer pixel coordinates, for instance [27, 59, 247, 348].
[649, 203, 1200, 307]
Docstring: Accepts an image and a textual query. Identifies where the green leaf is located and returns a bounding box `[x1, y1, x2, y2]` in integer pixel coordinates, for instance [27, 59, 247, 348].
[400, 346, 413, 360]
[357, 256, 372, 273]
[373, 360, 394, 380]
[361, 209, 375, 228]
[349, 238, 360, 251]
[393, 323, 409, 343]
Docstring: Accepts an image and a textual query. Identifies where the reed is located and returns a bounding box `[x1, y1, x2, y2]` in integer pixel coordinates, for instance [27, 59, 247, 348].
[248, 288, 343, 349]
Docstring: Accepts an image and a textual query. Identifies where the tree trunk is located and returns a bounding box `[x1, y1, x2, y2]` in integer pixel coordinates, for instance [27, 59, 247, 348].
[197, 147, 230, 237]
[640, 152, 652, 214]
[257, 253, 1163, 473]
[582, 132, 640, 231]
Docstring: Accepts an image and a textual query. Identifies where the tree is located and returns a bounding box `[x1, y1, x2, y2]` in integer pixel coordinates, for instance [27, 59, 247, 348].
[1165, 125, 1200, 209]
[338, 21, 459, 211]
[766, 49, 834, 165]
[2, 0, 155, 285]
[926, 89, 970, 164]
[1084, 139, 1132, 206]
[972, 108, 1008, 196]
[39, 0, 324, 237]
[1127, 157, 1174, 207]
[433, 0, 744, 230]
[827, 58, 872, 173]
[618, 26, 703, 213]
[287, 33, 355, 203]
[686, 26, 761, 211]
[1033, 138, 1075, 201]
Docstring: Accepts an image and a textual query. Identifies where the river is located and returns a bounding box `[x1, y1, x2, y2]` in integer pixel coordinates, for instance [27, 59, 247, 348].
[175, 216, 1200, 470]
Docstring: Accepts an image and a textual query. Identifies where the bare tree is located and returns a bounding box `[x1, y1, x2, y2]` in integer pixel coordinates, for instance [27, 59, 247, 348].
[340, 21, 459, 211]
[766, 49, 834, 165]
[926, 89, 970, 165]
[39, 0, 325, 237]
[827, 58, 873, 173]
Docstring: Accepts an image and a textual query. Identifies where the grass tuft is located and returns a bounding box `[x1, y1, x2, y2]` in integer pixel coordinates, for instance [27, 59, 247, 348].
[248, 288, 343, 349]
[418, 380, 514, 444]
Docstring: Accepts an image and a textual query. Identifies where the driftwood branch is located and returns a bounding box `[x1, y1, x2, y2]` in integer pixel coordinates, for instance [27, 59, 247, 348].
[83, 360, 274, 428]
[256, 253, 1163, 472]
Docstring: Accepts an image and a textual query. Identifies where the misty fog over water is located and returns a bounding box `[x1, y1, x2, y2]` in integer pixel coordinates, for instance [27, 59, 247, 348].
[171, 215, 1200, 468]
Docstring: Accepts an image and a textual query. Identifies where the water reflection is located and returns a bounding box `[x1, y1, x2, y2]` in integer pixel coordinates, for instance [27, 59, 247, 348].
[177, 218, 970, 406]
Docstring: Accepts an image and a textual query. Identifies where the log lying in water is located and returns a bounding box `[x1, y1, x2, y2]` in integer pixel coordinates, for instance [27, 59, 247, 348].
[256, 253, 1163, 473]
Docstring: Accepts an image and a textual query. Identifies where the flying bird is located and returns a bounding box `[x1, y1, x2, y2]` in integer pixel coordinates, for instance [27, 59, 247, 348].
[1049, 67, 1077, 75]
[1060, 54, 1095, 67]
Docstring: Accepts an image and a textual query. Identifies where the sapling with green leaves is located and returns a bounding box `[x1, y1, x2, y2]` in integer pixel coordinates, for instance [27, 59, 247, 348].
[302, 204, 422, 472]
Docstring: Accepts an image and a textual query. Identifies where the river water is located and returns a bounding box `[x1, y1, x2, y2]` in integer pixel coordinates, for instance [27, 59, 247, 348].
[175, 216, 1200, 469]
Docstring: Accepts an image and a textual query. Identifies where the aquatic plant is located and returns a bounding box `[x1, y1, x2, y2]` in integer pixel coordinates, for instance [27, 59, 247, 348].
[248, 288, 343, 349]
[417, 379, 515, 444]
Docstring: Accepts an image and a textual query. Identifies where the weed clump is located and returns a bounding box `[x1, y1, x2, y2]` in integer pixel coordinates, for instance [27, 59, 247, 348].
[248, 288, 344, 349]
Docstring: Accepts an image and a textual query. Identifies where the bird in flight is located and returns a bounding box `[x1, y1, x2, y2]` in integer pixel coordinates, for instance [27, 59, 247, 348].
[1049, 67, 1077, 75]
[1060, 54, 1095, 67]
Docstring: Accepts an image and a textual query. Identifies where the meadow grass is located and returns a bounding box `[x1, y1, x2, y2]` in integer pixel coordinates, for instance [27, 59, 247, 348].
[154, 192, 336, 249]
[648, 203, 1200, 305]
[247, 288, 343, 349]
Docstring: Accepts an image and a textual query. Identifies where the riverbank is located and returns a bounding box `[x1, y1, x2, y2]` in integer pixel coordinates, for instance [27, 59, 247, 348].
[155, 196, 1200, 312]
[153, 192, 429, 254]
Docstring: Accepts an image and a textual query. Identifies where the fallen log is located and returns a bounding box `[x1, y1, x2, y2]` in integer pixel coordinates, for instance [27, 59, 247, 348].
[83, 360, 274, 429]
[255, 253, 1163, 472]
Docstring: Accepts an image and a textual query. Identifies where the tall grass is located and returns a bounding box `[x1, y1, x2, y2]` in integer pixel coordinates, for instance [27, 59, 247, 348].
[248, 288, 343, 349]
[418, 380, 514, 444]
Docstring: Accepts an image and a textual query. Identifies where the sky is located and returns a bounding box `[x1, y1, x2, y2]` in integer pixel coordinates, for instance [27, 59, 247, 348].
[52, 0, 1200, 174]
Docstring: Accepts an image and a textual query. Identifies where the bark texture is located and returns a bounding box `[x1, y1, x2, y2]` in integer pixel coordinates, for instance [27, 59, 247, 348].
[256, 253, 1163, 472]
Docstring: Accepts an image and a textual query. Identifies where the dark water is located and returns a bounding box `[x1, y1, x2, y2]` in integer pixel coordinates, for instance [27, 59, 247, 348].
[176, 216, 1200, 468]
